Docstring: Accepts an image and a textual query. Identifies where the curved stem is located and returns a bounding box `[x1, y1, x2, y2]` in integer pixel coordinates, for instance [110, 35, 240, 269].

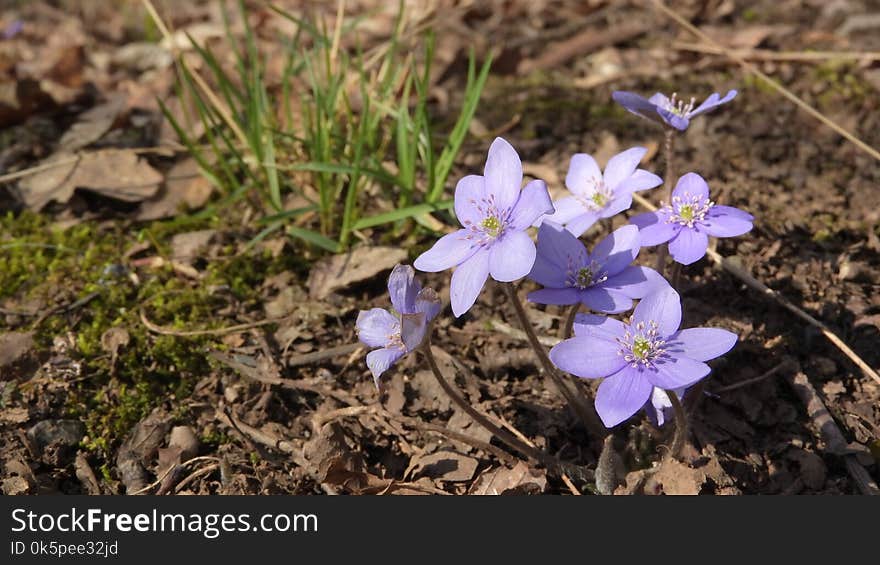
[561, 303, 580, 340]
[421, 333, 548, 466]
[666, 389, 688, 460]
[503, 283, 605, 438]
[655, 129, 676, 277]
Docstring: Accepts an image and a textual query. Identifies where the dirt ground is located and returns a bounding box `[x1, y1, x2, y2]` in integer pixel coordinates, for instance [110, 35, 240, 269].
[1, 0, 880, 495]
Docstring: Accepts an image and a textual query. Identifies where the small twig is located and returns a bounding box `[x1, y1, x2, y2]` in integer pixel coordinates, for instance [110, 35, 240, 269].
[672, 41, 880, 63]
[489, 318, 557, 347]
[287, 343, 363, 367]
[787, 372, 879, 495]
[650, 0, 880, 163]
[173, 463, 220, 493]
[712, 359, 793, 393]
[128, 456, 220, 495]
[140, 308, 286, 336]
[631, 191, 880, 387]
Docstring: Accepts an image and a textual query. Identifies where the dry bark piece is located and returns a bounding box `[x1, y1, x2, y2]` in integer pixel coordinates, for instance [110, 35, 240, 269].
[307, 245, 407, 299]
[17, 149, 163, 210]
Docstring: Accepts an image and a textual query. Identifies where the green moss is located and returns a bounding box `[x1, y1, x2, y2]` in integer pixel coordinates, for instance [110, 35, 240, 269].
[1, 209, 295, 463]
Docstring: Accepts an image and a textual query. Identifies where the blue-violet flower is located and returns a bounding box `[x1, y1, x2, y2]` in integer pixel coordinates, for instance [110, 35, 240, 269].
[540, 147, 662, 236]
[527, 222, 668, 313]
[356, 264, 441, 384]
[414, 137, 554, 317]
[549, 287, 737, 428]
[629, 172, 753, 265]
[612, 89, 737, 131]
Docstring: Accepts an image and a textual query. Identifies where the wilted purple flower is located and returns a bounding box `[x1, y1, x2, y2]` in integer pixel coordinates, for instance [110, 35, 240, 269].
[549, 287, 737, 428]
[356, 264, 441, 384]
[612, 90, 737, 131]
[629, 172, 753, 265]
[3, 20, 22, 40]
[540, 147, 662, 236]
[414, 137, 554, 317]
[527, 222, 668, 313]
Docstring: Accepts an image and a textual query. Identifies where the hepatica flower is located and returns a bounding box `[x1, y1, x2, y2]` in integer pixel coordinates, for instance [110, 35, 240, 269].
[630, 172, 753, 265]
[541, 147, 662, 236]
[647, 387, 686, 427]
[356, 264, 441, 384]
[414, 137, 554, 317]
[612, 89, 737, 131]
[549, 287, 737, 428]
[527, 222, 667, 313]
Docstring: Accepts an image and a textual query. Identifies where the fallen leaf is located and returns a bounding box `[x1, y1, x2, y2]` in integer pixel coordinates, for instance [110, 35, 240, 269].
[650, 459, 706, 495]
[17, 149, 163, 210]
[137, 158, 215, 221]
[170, 229, 216, 263]
[57, 94, 126, 152]
[413, 450, 479, 482]
[469, 461, 547, 494]
[0, 331, 35, 379]
[307, 245, 407, 299]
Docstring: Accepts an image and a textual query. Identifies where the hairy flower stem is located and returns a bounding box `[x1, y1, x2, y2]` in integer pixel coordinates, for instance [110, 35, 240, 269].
[670, 262, 682, 290]
[666, 388, 688, 460]
[422, 332, 560, 468]
[655, 129, 676, 276]
[504, 283, 605, 438]
[561, 304, 580, 340]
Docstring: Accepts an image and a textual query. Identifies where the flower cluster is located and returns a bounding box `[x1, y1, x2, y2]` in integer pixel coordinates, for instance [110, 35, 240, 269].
[358, 85, 749, 443]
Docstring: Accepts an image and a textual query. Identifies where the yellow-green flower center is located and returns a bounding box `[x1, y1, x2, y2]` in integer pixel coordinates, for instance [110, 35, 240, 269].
[631, 336, 652, 360]
[678, 204, 694, 222]
[576, 267, 593, 288]
[591, 192, 608, 208]
[481, 216, 501, 237]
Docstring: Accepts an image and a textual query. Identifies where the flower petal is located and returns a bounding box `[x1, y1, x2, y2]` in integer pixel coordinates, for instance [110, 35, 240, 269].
[597, 192, 634, 219]
[603, 265, 669, 299]
[656, 108, 690, 130]
[672, 172, 709, 201]
[630, 211, 679, 246]
[595, 366, 654, 427]
[539, 196, 584, 227]
[356, 308, 398, 348]
[483, 137, 522, 212]
[509, 179, 554, 230]
[572, 314, 626, 340]
[591, 224, 640, 275]
[603, 147, 646, 191]
[489, 230, 536, 282]
[708, 204, 754, 222]
[647, 387, 685, 427]
[616, 169, 663, 193]
[413, 230, 477, 272]
[580, 287, 633, 314]
[668, 228, 709, 265]
[454, 174, 486, 227]
[400, 312, 427, 351]
[450, 248, 490, 317]
[563, 211, 600, 237]
[666, 328, 737, 362]
[549, 336, 626, 379]
[565, 153, 602, 197]
[527, 287, 581, 305]
[366, 347, 405, 382]
[632, 286, 681, 337]
[529, 221, 586, 287]
[689, 89, 737, 117]
[415, 288, 442, 322]
[649, 355, 711, 390]
[702, 207, 753, 237]
[388, 263, 420, 314]
[612, 91, 662, 123]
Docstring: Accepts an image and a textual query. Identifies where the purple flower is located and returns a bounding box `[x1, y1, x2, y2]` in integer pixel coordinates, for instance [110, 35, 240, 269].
[612, 89, 737, 131]
[549, 287, 737, 428]
[527, 222, 668, 313]
[629, 172, 753, 265]
[540, 147, 662, 236]
[356, 264, 441, 384]
[414, 137, 554, 317]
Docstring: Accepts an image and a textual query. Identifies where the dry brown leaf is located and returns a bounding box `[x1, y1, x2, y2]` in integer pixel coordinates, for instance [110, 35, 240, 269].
[651, 459, 706, 495]
[413, 450, 479, 483]
[137, 158, 215, 221]
[307, 245, 407, 299]
[469, 461, 547, 495]
[58, 94, 126, 152]
[17, 149, 163, 210]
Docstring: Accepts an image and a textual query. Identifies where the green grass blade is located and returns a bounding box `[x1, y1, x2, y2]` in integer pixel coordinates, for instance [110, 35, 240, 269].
[351, 199, 453, 230]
